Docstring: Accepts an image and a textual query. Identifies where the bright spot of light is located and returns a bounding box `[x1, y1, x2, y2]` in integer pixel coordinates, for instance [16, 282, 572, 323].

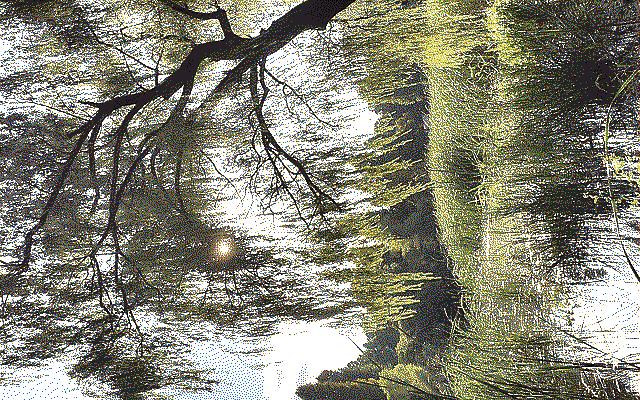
[215, 238, 235, 259]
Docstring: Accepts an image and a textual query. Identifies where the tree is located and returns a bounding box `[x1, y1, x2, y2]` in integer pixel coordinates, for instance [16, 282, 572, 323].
[1, 2, 362, 307]
[5, 0, 355, 270]
[4, 1, 640, 398]
[0, 1, 364, 396]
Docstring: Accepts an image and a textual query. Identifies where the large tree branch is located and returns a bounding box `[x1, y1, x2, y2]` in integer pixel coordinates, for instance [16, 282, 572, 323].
[82, 0, 356, 115]
[13, 0, 355, 274]
[158, 0, 238, 39]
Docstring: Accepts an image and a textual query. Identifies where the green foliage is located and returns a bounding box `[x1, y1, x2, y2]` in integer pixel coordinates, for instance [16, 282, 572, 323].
[380, 363, 447, 400]
[297, 380, 386, 400]
[4, 0, 640, 399]
[419, 0, 640, 398]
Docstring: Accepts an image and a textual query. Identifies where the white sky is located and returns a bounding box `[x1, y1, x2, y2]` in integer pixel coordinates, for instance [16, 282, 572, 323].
[0, 319, 367, 400]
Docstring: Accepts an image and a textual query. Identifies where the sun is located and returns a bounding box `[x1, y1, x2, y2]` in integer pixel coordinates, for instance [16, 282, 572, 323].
[215, 238, 234, 259]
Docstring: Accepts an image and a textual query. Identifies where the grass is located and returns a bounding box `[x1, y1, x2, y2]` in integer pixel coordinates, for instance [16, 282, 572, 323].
[425, 0, 491, 289]
[421, 0, 640, 398]
[316, 0, 639, 398]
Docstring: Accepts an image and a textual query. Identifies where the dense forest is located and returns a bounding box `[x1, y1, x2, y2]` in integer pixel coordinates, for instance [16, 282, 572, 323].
[2, 0, 640, 399]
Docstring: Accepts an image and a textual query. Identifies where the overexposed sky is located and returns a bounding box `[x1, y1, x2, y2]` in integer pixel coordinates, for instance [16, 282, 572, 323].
[0, 319, 366, 400]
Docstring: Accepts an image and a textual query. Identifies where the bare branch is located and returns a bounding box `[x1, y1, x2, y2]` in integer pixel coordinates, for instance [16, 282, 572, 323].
[264, 68, 338, 129]
[10, 0, 356, 291]
[249, 62, 339, 220]
[18, 112, 107, 270]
